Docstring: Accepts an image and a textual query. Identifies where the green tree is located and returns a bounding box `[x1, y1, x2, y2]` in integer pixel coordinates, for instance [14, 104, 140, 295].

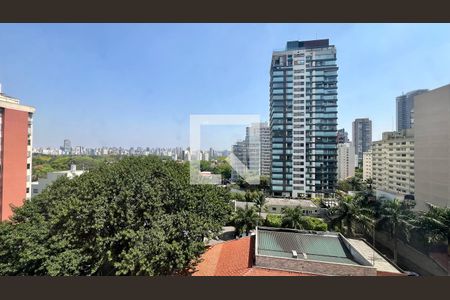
[233, 205, 260, 236]
[328, 195, 373, 237]
[253, 192, 266, 221]
[377, 198, 415, 263]
[414, 203, 450, 246]
[0, 156, 232, 275]
[264, 214, 282, 228]
[281, 207, 305, 230]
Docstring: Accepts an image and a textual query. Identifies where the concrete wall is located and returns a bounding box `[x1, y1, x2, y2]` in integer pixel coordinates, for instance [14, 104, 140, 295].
[255, 255, 377, 276]
[414, 85, 450, 210]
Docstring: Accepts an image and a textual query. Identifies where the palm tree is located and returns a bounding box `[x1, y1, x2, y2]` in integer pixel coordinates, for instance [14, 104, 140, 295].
[281, 207, 305, 230]
[233, 205, 260, 236]
[377, 198, 415, 263]
[415, 203, 450, 246]
[328, 195, 374, 237]
[253, 192, 266, 224]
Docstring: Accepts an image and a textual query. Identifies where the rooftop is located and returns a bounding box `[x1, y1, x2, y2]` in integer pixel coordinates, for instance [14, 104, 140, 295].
[257, 227, 360, 266]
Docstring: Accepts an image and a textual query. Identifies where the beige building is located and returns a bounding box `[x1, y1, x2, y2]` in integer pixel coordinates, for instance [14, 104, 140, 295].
[362, 149, 373, 181]
[337, 142, 355, 180]
[372, 129, 415, 199]
[414, 84, 450, 210]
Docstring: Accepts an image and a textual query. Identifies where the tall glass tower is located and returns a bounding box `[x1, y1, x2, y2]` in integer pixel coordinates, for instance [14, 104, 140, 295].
[270, 39, 338, 198]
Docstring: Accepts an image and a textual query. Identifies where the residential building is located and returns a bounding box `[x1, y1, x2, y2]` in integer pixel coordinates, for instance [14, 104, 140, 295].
[0, 90, 35, 221]
[371, 129, 415, 200]
[337, 142, 355, 180]
[414, 84, 450, 210]
[231, 140, 248, 181]
[337, 128, 349, 144]
[352, 118, 372, 164]
[362, 149, 373, 181]
[396, 89, 428, 131]
[31, 164, 85, 197]
[270, 39, 338, 198]
[246, 122, 271, 177]
[193, 227, 404, 276]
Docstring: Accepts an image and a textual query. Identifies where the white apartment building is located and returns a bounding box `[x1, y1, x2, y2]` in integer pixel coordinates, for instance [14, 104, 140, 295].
[371, 129, 415, 199]
[362, 149, 373, 181]
[337, 142, 355, 180]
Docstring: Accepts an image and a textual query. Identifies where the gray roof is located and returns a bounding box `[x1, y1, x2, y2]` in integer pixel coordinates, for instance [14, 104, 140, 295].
[264, 198, 318, 208]
[256, 227, 360, 266]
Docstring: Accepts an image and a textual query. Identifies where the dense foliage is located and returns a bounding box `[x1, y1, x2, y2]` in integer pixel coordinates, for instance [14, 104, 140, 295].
[0, 156, 232, 275]
[281, 207, 328, 231]
[199, 157, 232, 180]
[32, 154, 120, 181]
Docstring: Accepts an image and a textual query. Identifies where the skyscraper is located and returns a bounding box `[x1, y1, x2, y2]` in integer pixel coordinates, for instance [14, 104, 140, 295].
[0, 90, 35, 221]
[352, 118, 372, 164]
[396, 89, 428, 131]
[270, 39, 338, 198]
[63, 139, 71, 154]
[246, 122, 271, 177]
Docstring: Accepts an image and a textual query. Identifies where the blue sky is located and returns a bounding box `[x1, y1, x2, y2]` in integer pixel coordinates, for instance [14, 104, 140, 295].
[1, 24, 450, 150]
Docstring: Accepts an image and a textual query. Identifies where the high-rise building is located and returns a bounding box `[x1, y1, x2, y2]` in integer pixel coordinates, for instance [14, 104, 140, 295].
[371, 129, 415, 200]
[0, 90, 35, 221]
[396, 89, 428, 131]
[362, 149, 373, 181]
[337, 128, 349, 144]
[352, 118, 372, 164]
[270, 39, 338, 198]
[414, 84, 450, 210]
[246, 122, 271, 177]
[337, 142, 355, 180]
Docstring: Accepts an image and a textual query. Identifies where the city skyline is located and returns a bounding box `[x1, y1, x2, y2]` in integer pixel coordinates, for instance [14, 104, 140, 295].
[1, 24, 450, 148]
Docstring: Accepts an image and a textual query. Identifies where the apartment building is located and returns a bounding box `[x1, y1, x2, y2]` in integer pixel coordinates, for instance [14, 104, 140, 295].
[414, 84, 450, 210]
[396, 89, 428, 131]
[337, 142, 355, 180]
[247, 122, 271, 177]
[362, 149, 373, 181]
[270, 39, 338, 198]
[371, 129, 415, 199]
[0, 90, 35, 221]
[337, 128, 349, 144]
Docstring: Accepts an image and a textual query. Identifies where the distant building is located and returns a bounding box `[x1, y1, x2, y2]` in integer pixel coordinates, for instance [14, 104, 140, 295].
[362, 149, 373, 181]
[193, 227, 404, 276]
[352, 118, 372, 165]
[372, 129, 415, 200]
[396, 89, 428, 131]
[62, 139, 71, 154]
[246, 122, 271, 177]
[0, 90, 35, 221]
[337, 128, 349, 144]
[31, 164, 85, 197]
[234, 198, 319, 217]
[414, 84, 450, 210]
[337, 142, 355, 180]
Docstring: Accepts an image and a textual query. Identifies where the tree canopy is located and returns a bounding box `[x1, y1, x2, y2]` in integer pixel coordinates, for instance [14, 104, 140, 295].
[0, 156, 232, 275]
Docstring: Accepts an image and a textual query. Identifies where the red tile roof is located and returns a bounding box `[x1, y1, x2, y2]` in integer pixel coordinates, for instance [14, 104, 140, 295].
[192, 236, 315, 276]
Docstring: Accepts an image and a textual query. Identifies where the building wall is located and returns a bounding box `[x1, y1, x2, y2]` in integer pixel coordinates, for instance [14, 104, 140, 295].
[371, 129, 415, 198]
[1, 108, 29, 220]
[396, 89, 428, 131]
[362, 150, 373, 180]
[337, 142, 355, 180]
[414, 85, 450, 210]
[255, 254, 377, 276]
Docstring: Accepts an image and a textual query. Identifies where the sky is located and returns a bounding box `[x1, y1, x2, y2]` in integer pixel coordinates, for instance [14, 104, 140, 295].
[1, 23, 450, 150]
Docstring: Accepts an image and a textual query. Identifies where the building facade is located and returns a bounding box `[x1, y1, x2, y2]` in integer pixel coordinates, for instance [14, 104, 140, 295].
[0, 91, 35, 221]
[31, 165, 85, 197]
[352, 118, 372, 164]
[396, 89, 428, 131]
[246, 122, 271, 177]
[371, 129, 415, 199]
[414, 84, 450, 210]
[270, 39, 338, 198]
[362, 149, 373, 181]
[337, 128, 349, 144]
[337, 142, 355, 180]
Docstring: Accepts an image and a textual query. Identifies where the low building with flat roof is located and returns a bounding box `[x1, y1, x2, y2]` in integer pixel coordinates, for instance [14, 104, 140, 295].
[234, 198, 319, 217]
[193, 227, 403, 276]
